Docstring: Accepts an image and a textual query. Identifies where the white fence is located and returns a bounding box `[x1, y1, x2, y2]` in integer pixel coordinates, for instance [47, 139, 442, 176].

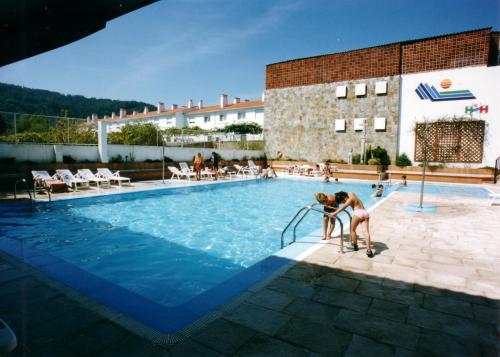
[166, 133, 264, 144]
[0, 142, 264, 163]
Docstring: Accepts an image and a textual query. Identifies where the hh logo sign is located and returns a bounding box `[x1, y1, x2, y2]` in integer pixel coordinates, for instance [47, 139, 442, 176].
[415, 79, 476, 101]
[465, 104, 488, 114]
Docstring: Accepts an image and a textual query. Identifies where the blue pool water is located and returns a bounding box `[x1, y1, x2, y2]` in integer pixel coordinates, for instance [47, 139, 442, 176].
[0, 179, 488, 332]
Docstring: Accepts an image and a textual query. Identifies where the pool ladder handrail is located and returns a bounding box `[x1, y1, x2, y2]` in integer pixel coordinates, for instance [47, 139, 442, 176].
[14, 179, 34, 210]
[281, 203, 352, 253]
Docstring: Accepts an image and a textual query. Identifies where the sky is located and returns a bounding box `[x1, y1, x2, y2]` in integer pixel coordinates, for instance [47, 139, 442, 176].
[0, 0, 498, 110]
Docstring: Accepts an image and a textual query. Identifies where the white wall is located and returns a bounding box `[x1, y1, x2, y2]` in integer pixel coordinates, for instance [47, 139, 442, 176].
[0, 142, 263, 163]
[186, 107, 264, 129]
[399, 66, 500, 167]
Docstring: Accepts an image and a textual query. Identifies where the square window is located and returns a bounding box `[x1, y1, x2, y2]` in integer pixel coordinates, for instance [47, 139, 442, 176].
[375, 81, 388, 94]
[374, 117, 386, 130]
[204, 116, 210, 123]
[219, 114, 225, 121]
[355, 83, 366, 96]
[238, 112, 245, 120]
[354, 118, 365, 131]
[336, 85, 347, 98]
[335, 119, 346, 132]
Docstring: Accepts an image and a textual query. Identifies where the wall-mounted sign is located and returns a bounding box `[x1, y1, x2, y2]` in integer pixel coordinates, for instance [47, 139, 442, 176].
[415, 79, 476, 101]
[465, 104, 489, 114]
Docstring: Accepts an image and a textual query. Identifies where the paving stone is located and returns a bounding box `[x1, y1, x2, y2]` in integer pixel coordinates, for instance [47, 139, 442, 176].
[0, 276, 44, 297]
[276, 316, 352, 355]
[284, 297, 340, 326]
[23, 306, 104, 351]
[304, 246, 340, 265]
[235, 334, 308, 357]
[407, 306, 497, 351]
[245, 288, 294, 311]
[332, 257, 373, 272]
[356, 281, 423, 306]
[267, 277, 315, 299]
[6, 343, 33, 357]
[394, 347, 419, 357]
[282, 264, 318, 282]
[472, 303, 499, 325]
[333, 309, 420, 350]
[191, 318, 256, 355]
[423, 294, 473, 319]
[314, 273, 360, 292]
[343, 334, 395, 357]
[0, 268, 27, 284]
[416, 328, 482, 356]
[392, 257, 419, 268]
[95, 334, 169, 357]
[368, 298, 408, 323]
[170, 339, 223, 357]
[334, 269, 384, 285]
[313, 286, 372, 313]
[29, 342, 81, 357]
[224, 302, 291, 336]
[381, 279, 414, 291]
[0, 262, 13, 272]
[64, 319, 129, 355]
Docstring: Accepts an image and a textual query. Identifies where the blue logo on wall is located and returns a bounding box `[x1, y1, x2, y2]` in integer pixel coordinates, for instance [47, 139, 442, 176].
[415, 83, 476, 101]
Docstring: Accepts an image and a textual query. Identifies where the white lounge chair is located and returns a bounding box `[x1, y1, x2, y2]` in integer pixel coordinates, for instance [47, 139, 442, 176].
[179, 162, 194, 175]
[77, 169, 110, 188]
[96, 168, 131, 186]
[234, 164, 254, 177]
[488, 192, 500, 206]
[55, 169, 89, 191]
[248, 160, 261, 174]
[31, 170, 68, 195]
[168, 166, 195, 180]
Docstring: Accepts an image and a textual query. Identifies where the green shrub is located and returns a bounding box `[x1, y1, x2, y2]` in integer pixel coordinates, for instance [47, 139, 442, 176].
[63, 155, 76, 163]
[0, 157, 15, 164]
[352, 154, 361, 164]
[367, 158, 381, 165]
[366, 146, 390, 165]
[110, 154, 123, 163]
[395, 153, 412, 166]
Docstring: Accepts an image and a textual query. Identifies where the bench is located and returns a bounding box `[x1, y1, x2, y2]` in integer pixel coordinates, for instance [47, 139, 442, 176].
[387, 170, 493, 184]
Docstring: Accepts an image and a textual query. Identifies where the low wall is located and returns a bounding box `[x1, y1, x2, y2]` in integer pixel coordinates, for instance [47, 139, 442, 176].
[0, 142, 264, 164]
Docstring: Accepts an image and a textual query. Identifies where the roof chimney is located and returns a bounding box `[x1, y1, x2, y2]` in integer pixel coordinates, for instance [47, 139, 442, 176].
[86, 116, 91, 123]
[171, 104, 178, 110]
[198, 100, 203, 109]
[111, 112, 116, 119]
[262, 91, 265, 102]
[220, 94, 228, 108]
[91, 113, 97, 122]
[233, 97, 240, 104]
[104, 115, 108, 120]
[144, 106, 149, 115]
[157, 102, 165, 113]
[119, 108, 126, 118]
[187, 99, 193, 108]
[132, 110, 137, 116]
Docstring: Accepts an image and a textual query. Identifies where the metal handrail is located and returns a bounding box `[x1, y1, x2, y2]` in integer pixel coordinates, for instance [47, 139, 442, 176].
[494, 156, 500, 184]
[281, 203, 351, 253]
[14, 179, 33, 210]
[33, 179, 52, 202]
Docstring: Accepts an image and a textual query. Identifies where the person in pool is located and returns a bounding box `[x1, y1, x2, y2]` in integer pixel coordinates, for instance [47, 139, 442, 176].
[314, 192, 338, 241]
[371, 184, 384, 198]
[330, 191, 374, 257]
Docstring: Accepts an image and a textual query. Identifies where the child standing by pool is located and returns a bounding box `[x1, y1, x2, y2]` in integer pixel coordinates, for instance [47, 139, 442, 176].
[331, 191, 374, 257]
[314, 192, 338, 240]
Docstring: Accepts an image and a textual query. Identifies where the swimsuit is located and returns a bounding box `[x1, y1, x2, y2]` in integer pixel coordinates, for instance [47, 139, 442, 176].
[354, 208, 369, 220]
[323, 205, 337, 217]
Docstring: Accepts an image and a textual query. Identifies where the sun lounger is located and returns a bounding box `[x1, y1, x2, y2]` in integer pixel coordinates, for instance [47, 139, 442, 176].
[168, 166, 195, 180]
[55, 169, 89, 191]
[96, 168, 131, 186]
[248, 160, 261, 173]
[31, 170, 68, 194]
[234, 164, 255, 176]
[76, 169, 110, 188]
[488, 192, 500, 206]
[179, 162, 195, 175]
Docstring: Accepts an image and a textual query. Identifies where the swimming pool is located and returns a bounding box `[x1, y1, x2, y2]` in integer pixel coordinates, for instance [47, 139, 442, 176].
[0, 179, 488, 333]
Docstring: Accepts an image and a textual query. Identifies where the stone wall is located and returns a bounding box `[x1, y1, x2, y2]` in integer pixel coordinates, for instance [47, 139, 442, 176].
[264, 76, 400, 163]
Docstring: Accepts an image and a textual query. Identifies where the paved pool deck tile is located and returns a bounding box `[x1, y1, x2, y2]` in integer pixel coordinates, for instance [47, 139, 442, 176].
[1, 187, 500, 355]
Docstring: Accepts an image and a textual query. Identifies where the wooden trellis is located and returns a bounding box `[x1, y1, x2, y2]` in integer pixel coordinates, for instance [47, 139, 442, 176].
[414, 120, 485, 163]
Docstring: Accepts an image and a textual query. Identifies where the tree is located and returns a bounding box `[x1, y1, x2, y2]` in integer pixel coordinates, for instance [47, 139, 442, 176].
[108, 123, 159, 146]
[218, 123, 262, 134]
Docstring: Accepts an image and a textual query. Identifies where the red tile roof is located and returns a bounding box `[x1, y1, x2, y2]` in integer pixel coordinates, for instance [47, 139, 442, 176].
[97, 99, 264, 122]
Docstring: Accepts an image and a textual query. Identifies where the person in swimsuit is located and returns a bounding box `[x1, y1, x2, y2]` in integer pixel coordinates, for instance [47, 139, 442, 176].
[331, 191, 374, 257]
[315, 192, 338, 241]
[323, 162, 330, 183]
[371, 184, 383, 198]
[193, 153, 204, 181]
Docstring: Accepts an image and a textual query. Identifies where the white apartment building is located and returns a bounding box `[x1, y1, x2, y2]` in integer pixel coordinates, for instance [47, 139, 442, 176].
[94, 94, 264, 133]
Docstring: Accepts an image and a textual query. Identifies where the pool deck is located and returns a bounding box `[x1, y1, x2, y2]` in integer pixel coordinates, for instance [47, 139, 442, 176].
[1, 181, 499, 356]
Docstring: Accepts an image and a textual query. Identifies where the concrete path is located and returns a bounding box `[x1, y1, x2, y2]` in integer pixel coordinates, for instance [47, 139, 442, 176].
[1, 189, 499, 356]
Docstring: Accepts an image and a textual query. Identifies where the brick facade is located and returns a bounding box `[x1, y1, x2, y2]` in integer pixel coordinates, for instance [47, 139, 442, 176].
[266, 28, 494, 90]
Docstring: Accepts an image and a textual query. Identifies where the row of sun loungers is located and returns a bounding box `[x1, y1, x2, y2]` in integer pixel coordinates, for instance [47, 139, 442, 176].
[167, 161, 261, 181]
[32, 168, 131, 193]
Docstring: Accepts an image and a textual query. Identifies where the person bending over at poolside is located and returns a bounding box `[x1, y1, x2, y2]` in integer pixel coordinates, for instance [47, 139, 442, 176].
[371, 184, 383, 198]
[331, 191, 374, 257]
[401, 175, 407, 187]
[323, 162, 330, 183]
[315, 192, 338, 241]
